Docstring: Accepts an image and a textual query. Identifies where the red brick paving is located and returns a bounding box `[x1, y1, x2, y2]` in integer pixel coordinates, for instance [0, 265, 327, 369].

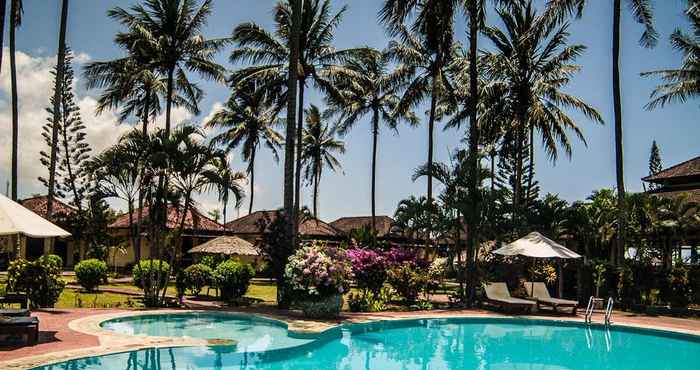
[0, 309, 125, 361]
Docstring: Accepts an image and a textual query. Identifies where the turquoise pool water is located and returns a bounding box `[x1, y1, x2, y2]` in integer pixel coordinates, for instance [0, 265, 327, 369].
[36, 316, 700, 370]
[100, 312, 314, 352]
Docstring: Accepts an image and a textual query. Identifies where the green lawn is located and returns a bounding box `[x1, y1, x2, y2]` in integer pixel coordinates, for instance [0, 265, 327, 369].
[57, 288, 143, 309]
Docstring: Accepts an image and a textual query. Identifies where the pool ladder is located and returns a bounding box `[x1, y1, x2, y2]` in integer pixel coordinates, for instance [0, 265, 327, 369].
[585, 296, 614, 325]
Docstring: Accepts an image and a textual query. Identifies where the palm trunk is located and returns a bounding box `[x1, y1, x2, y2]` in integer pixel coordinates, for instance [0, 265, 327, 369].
[465, 3, 480, 305]
[294, 80, 305, 235]
[490, 151, 496, 193]
[248, 150, 256, 215]
[513, 125, 525, 231]
[371, 107, 379, 247]
[526, 125, 535, 201]
[135, 87, 151, 264]
[313, 164, 320, 218]
[0, 0, 5, 76]
[613, 0, 626, 266]
[9, 0, 19, 201]
[426, 79, 438, 245]
[283, 0, 302, 258]
[165, 68, 174, 135]
[47, 0, 69, 220]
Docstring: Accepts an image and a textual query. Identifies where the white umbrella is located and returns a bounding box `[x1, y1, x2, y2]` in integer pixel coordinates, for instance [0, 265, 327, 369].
[493, 232, 580, 298]
[0, 193, 71, 237]
[493, 232, 581, 259]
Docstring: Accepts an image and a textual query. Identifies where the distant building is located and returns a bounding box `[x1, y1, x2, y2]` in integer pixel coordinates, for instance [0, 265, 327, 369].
[18, 195, 79, 267]
[225, 210, 339, 246]
[330, 215, 409, 243]
[642, 155, 700, 202]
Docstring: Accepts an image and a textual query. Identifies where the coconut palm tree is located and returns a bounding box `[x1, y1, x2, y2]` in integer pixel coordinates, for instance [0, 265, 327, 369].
[300, 105, 345, 218]
[642, 4, 700, 110]
[329, 48, 417, 244]
[46, 0, 69, 220]
[482, 0, 603, 226]
[208, 157, 245, 225]
[9, 0, 21, 201]
[206, 81, 283, 215]
[231, 0, 363, 233]
[107, 0, 227, 135]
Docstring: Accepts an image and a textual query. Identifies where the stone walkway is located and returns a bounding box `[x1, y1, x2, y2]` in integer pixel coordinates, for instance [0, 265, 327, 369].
[1, 306, 698, 369]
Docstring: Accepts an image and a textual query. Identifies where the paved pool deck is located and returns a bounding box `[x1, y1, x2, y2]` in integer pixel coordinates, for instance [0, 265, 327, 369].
[1, 307, 699, 369]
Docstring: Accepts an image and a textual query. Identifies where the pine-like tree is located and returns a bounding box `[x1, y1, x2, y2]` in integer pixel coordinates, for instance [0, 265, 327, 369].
[648, 140, 663, 190]
[496, 138, 539, 233]
[40, 48, 92, 211]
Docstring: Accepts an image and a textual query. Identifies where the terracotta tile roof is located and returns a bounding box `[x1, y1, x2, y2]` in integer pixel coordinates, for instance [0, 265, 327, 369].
[109, 206, 225, 232]
[643, 155, 700, 182]
[21, 195, 76, 218]
[330, 216, 397, 237]
[225, 210, 339, 237]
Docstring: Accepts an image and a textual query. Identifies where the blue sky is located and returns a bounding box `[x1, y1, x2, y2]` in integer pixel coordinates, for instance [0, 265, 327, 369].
[0, 0, 698, 223]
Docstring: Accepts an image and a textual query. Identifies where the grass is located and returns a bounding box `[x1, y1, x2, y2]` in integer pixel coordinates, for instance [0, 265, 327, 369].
[56, 288, 144, 309]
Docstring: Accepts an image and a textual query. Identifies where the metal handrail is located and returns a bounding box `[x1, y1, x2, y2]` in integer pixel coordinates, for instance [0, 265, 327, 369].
[604, 297, 614, 325]
[585, 296, 595, 324]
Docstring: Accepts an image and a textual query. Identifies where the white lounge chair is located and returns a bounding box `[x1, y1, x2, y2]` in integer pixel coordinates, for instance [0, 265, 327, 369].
[483, 282, 536, 312]
[525, 282, 578, 314]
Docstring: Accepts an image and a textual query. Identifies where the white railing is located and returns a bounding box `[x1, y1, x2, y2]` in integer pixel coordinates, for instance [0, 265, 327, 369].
[585, 296, 595, 324]
[585, 296, 614, 326]
[604, 297, 614, 325]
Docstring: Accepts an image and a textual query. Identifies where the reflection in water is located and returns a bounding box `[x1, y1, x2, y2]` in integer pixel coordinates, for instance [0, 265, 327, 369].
[39, 319, 700, 370]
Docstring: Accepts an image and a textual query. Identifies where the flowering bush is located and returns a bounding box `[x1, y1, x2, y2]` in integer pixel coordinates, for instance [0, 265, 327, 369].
[347, 247, 387, 296]
[385, 247, 429, 270]
[285, 241, 352, 298]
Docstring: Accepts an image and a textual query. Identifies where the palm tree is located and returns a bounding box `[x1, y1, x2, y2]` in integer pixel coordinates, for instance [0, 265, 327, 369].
[206, 81, 283, 215]
[482, 0, 603, 226]
[300, 105, 345, 218]
[329, 48, 417, 244]
[208, 157, 245, 224]
[545, 0, 656, 266]
[108, 0, 227, 135]
[642, 4, 700, 110]
[9, 0, 21, 201]
[46, 0, 70, 220]
[0, 0, 6, 77]
[231, 0, 363, 233]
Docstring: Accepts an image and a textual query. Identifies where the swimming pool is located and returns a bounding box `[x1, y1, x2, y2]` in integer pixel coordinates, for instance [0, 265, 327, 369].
[35, 315, 700, 370]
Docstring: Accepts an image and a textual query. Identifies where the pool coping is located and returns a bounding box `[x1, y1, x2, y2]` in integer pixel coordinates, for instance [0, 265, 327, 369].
[3, 309, 699, 369]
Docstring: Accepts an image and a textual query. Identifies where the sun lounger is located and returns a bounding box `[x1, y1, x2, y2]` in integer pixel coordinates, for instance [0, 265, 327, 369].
[0, 293, 28, 308]
[524, 282, 578, 314]
[0, 316, 39, 345]
[483, 282, 536, 312]
[0, 309, 30, 317]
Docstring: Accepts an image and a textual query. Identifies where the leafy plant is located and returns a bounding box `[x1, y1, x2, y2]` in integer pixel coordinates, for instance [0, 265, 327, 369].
[132, 259, 170, 291]
[215, 260, 254, 302]
[7, 256, 66, 308]
[75, 258, 108, 292]
[387, 262, 429, 304]
[285, 241, 353, 299]
[183, 263, 213, 296]
[347, 247, 387, 297]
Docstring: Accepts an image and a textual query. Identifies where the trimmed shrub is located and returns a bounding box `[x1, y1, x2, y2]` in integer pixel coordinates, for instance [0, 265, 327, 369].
[7, 256, 65, 308]
[664, 263, 691, 308]
[39, 254, 63, 269]
[387, 263, 429, 304]
[214, 260, 254, 301]
[183, 263, 213, 296]
[75, 259, 108, 292]
[132, 259, 171, 290]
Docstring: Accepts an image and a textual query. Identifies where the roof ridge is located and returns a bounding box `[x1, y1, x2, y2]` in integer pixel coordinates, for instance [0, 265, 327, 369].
[643, 154, 700, 181]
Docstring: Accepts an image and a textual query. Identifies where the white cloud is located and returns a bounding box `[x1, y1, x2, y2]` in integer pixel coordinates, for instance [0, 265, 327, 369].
[0, 48, 129, 197]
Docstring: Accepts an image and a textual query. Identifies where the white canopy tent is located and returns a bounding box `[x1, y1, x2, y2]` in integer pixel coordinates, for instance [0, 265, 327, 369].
[0, 193, 70, 238]
[493, 232, 581, 297]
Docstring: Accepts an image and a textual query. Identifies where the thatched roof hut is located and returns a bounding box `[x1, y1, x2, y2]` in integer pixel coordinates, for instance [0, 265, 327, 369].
[188, 236, 258, 256]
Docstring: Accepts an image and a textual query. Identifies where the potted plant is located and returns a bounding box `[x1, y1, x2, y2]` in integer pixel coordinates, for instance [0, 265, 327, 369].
[285, 242, 352, 319]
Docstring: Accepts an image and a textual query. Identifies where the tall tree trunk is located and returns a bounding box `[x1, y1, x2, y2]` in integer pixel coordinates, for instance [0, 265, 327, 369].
[294, 80, 305, 235]
[281, 0, 302, 308]
[612, 0, 626, 266]
[526, 125, 535, 201]
[371, 107, 379, 247]
[465, 2, 480, 305]
[284, 0, 302, 247]
[426, 78, 438, 245]
[47, 0, 69, 220]
[0, 0, 5, 76]
[165, 67, 174, 136]
[248, 150, 256, 215]
[9, 0, 19, 201]
[313, 164, 320, 218]
[513, 125, 525, 232]
[135, 87, 151, 264]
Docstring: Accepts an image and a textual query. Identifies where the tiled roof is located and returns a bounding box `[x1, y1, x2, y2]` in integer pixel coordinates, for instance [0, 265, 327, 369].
[225, 210, 339, 237]
[330, 216, 397, 237]
[109, 206, 225, 232]
[21, 195, 76, 218]
[643, 155, 700, 182]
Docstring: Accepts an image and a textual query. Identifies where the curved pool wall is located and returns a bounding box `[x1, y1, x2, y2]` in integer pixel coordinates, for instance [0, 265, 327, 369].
[100, 311, 319, 352]
[34, 316, 700, 370]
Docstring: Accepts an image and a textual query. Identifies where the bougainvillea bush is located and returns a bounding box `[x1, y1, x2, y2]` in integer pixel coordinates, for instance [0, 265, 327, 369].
[285, 241, 353, 298]
[347, 247, 387, 296]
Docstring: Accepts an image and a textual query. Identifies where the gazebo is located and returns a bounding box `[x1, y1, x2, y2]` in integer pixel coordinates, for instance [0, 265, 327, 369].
[0, 193, 71, 259]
